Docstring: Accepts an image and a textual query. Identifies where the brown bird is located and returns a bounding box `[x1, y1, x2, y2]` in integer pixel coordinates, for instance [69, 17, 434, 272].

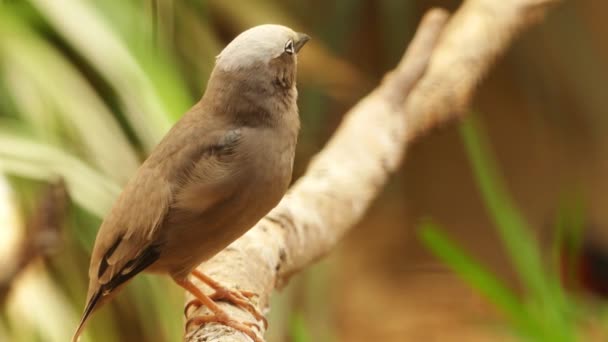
[72, 24, 309, 342]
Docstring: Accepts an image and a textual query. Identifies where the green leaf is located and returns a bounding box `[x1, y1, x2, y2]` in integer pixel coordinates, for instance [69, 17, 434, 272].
[28, 0, 190, 150]
[0, 14, 140, 184]
[460, 116, 546, 298]
[290, 312, 312, 342]
[0, 131, 120, 218]
[459, 114, 575, 340]
[419, 223, 536, 336]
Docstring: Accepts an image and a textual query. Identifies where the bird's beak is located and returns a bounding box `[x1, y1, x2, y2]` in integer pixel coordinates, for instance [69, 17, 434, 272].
[294, 33, 310, 53]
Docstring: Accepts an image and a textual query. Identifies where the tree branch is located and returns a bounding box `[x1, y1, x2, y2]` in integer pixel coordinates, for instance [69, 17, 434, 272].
[185, 1, 559, 341]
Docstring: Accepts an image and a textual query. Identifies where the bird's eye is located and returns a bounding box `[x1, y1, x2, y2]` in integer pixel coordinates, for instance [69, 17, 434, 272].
[284, 40, 294, 54]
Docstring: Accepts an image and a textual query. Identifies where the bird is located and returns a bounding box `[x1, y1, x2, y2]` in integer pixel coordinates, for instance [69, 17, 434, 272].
[72, 24, 310, 342]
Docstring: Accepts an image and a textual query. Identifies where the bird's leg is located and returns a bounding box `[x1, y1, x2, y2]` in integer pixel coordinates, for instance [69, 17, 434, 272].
[175, 277, 262, 342]
[189, 269, 267, 328]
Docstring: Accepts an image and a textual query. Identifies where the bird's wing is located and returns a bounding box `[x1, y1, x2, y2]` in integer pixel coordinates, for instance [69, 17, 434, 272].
[90, 127, 244, 286]
[75, 164, 172, 341]
[79, 127, 245, 324]
[92, 165, 171, 285]
[74, 125, 246, 341]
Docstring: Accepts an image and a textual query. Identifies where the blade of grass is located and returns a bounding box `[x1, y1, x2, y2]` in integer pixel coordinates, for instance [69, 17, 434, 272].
[85, 0, 194, 123]
[419, 222, 539, 338]
[459, 114, 575, 340]
[0, 15, 140, 184]
[0, 131, 120, 218]
[460, 115, 546, 297]
[290, 312, 312, 342]
[28, 0, 189, 150]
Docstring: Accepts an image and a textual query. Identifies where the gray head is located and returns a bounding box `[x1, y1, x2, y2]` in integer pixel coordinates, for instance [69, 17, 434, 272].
[216, 24, 309, 71]
[215, 24, 310, 89]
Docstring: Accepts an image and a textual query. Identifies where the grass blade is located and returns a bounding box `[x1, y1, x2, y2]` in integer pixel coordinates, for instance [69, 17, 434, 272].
[0, 15, 140, 184]
[419, 222, 536, 335]
[290, 312, 312, 342]
[459, 114, 575, 340]
[0, 131, 120, 218]
[460, 116, 548, 298]
[29, 0, 189, 150]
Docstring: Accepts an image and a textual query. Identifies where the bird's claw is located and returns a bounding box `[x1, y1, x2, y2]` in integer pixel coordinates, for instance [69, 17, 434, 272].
[184, 299, 202, 317]
[183, 290, 267, 329]
[208, 288, 268, 329]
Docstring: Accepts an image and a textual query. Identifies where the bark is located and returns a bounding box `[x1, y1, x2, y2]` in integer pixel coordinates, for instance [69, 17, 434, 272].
[185, 1, 559, 341]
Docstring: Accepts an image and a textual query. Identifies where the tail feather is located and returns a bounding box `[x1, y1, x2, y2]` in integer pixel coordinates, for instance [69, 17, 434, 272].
[72, 244, 160, 341]
[72, 290, 102, 342]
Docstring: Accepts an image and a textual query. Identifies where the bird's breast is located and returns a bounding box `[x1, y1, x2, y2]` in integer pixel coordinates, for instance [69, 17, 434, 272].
[242, 126, 296, 203]
[154, 125, 297, 278]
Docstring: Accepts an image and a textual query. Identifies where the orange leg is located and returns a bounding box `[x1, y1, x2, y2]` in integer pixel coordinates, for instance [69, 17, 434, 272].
[175, 277, 262, 342]
[189, 269, 267, 328]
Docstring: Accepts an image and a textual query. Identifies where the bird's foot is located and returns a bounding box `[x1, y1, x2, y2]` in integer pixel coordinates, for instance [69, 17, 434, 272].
[209, 287, 267, 328]
[183, 288, 267, 329]
[186, 314, 262, 342]
[190, 269, 267, 328]
[177, 277, 264, 341]
[184, 298, 202, 316]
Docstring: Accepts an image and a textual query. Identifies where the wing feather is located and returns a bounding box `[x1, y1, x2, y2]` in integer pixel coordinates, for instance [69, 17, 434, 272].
[88, 128, 243, 287]
[76, 102, 247, 341]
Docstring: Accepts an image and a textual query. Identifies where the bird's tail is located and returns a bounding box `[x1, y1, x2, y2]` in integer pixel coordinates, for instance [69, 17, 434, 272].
[72, 290, 102, 342]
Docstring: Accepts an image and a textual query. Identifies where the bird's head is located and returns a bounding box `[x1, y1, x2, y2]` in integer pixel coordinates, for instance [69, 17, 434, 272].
[215, 24, 310, 89]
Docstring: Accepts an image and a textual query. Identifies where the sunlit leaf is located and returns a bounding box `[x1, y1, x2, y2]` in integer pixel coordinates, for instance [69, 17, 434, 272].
[459, 114, 576, 340]
[0, 132, 120, 218]
[28, 0, 188, 150]
[419, 223, 537, 335]
[290, 312, 312, 342]
[0, 15, 140, 184]
[461, 116, 549, 298]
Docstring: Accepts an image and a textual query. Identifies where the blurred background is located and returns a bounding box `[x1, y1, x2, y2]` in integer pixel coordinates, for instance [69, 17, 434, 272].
[1, 0, 607, 341]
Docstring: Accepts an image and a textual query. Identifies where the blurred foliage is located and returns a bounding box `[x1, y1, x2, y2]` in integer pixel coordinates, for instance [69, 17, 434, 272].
[0, 0, 394, 341]
[420, 115, 607, 341]
[289, 312, 312, 342]
[1, 0, 607, 341]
